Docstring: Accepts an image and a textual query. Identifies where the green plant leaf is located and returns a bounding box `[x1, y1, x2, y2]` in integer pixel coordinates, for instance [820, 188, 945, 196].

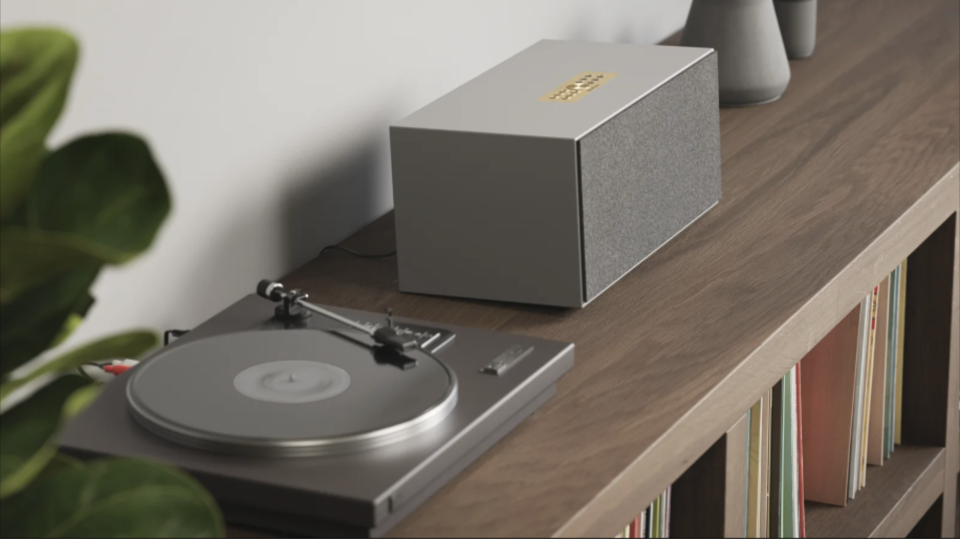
[0, 28, 78, 221]
[0, 264, 98, 379]
[0, 228, 105, 305]
[0, 375, 93, 500]
[49, 313, 84, 349]
[0, 458, 224, 538]
[36, 452, 83, 482]
[22, 452, 85, 497]
[0, 330, 157, 403]
[12, 132, 171, 258]
[62, 383, 100, 417]
[0, 133, 171, 304]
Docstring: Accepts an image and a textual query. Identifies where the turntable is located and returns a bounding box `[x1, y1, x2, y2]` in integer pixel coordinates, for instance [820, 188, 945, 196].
[59, 280, 574, 537]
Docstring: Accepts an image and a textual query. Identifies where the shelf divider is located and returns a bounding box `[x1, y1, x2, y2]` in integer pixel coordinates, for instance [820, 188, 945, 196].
[805, 445, 944, 537]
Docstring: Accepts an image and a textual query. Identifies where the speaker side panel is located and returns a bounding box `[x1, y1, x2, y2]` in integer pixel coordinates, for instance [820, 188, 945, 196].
[391, 128, 584, 307]
[578, 54, 721, 303]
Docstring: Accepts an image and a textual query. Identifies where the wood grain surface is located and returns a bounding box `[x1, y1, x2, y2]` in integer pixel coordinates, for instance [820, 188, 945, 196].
[908, 497, 945, 538]
[275, 1, 960, 536]
[902, 213, 960, 536]
[805, 445, 945, 538]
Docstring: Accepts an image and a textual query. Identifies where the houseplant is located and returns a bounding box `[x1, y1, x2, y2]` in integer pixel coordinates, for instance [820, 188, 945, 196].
[0, 27, 222, 537]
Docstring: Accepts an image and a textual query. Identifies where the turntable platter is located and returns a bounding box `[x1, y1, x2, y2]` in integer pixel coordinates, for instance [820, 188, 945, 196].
[126, 329, 457, 457]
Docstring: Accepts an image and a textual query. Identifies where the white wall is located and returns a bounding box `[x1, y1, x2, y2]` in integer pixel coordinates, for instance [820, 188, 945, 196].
[0, 0, 691, 352]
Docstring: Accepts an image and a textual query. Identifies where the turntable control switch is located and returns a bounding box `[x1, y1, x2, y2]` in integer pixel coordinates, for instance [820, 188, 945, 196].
[480, 345, 534, 376]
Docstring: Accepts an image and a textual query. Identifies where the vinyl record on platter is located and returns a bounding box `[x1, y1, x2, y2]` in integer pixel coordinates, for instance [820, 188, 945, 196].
[126, 329, 457, 457]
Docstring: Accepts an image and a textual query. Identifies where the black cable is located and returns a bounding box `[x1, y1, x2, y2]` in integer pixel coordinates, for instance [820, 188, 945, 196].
[164, 329, 190, 346]
[319, 245, 396, 259]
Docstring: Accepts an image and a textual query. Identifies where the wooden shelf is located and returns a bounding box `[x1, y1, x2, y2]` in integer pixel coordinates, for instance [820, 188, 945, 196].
[265, 0, 960, 537]
[806, 446, 945, 538]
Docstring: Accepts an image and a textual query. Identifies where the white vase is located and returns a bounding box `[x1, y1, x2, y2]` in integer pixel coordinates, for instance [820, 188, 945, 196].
[680, 0, 791, 106]
[775, 0, 817, 59]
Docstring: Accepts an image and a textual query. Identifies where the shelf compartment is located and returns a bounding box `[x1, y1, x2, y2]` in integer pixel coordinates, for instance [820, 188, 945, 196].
[805, 445, 944, 537]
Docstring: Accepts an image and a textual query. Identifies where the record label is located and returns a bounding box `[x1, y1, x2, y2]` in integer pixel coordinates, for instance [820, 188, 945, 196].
[233, 360, 350, 404]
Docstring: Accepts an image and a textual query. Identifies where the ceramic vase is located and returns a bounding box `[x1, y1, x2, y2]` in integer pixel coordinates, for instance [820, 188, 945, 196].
[680, 0, 791, 106]
[774, 0, 817, 59]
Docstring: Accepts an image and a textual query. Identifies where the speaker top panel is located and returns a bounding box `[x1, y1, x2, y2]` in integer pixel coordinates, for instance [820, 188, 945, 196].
[392, 40, 713, 141]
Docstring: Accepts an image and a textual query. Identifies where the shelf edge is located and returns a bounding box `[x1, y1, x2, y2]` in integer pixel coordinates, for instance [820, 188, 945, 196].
[871, 448, 945, 537]
[553, 164, 960, 539]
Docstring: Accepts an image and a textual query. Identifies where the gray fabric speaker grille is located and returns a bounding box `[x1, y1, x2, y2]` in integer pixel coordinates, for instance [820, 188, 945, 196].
[578, 53, 721, 302]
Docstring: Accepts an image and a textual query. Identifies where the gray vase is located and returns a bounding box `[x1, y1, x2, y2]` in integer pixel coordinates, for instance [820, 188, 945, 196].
[680, 0, 791, 106]
[774, 0, 817, 59]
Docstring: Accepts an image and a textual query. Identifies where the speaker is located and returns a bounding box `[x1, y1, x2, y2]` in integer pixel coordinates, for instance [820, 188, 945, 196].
[390, 40, 721, 308]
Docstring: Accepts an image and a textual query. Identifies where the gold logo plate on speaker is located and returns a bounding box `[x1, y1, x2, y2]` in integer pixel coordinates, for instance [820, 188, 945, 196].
[539, 72, 618, 103]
